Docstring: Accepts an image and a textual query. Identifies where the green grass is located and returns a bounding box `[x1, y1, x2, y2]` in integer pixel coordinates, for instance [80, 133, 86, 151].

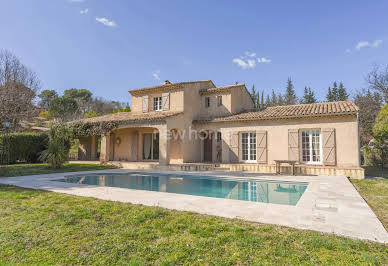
[0, 163, 117, 177]
[0, 185, 387, 265]
[352, 179, 388, 229]
[363, 166, 388, 179]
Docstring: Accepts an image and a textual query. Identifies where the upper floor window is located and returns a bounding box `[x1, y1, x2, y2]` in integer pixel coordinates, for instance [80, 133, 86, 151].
[153, 96, 162, 111]
[301, 130, 321, 163]
[217, 95, 222, 106]
[205, 97, 210, 108]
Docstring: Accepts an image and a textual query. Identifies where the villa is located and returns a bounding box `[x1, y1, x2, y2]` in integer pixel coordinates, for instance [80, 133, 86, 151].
[75, 80, 363, 179]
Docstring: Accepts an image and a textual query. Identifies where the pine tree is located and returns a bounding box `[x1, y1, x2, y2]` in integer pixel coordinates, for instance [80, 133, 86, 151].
[307, 87, 316, 103]
[285, 77, 296, 105]
[250, 85, 257, 108]
[278, 93, 284, 105]
[271, 89, 277, 106]
[338, 82, 349, 101]
[332, 81, 339, 101]
[302, 87, 309, 104]
[326, 87, 333, 102]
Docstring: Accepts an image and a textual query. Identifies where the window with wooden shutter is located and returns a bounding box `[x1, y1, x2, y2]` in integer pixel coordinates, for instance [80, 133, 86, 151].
[142, 95, 149, 113]
[256, 131, 267, 163]
[162, 93, 170, 110]
[229, 132, 239, 163]
[322, 128, 336, 165]
[288, 129, 299, 161]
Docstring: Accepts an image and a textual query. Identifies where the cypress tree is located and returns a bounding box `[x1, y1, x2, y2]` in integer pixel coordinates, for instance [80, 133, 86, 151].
[332, 81, 339, 101]
[261, 91, 264, 109]
[265, 94, 271, 107]
[327, 87, 333, 102]
[250, 85, 257, 107]
[256, 94, 260, 109]
[271, 89, 277, 106]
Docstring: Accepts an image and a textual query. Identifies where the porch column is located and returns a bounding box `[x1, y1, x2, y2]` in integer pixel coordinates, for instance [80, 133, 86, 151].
[100, 132, 111, 163]
[159, 126, 169, 165]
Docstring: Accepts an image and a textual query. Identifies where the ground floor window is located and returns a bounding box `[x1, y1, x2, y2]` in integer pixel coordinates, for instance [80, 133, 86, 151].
[301, 130, 321, 163]
[241, 132, 256, 162]
[143, 133, 159, 160]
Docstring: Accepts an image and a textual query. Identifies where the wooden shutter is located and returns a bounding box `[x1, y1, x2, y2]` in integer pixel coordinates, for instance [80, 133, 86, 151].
[229, 132, 239, 163]
[256, 131, 267, 163]
[162, 93, 170, 110]
[288, 129, 299, 161]
[322, 128, 336, 165]
[142, 95, 149, 113]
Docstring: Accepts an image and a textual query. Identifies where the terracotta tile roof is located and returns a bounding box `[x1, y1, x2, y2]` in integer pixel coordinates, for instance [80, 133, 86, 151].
[194, 101, 359, 123]
[129, 80, 215, 96]
[71, 111, 183, 125]
[199, 84, 244, 95]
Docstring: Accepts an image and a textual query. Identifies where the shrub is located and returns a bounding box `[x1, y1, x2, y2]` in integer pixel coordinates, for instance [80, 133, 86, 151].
[39, 140, 67, 169]
[0, 133, 49, 164]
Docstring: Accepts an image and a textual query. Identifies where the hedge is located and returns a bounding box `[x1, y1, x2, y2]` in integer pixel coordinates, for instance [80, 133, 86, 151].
[0, 132, 49, 164]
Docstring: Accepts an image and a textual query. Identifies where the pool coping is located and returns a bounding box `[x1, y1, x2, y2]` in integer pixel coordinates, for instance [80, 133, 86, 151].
[1, 169, 387, 244]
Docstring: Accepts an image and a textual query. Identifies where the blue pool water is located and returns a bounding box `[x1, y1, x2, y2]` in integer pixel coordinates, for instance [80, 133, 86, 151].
[56, 172, 308, 206]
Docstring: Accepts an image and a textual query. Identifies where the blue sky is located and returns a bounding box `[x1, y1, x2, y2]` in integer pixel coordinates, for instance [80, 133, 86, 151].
[1, 0, 387, 103]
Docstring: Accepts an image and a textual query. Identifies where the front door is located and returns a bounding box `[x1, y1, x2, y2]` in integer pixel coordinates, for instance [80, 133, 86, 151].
[143, 133, 159, 160]
[203, 134, 212, 162]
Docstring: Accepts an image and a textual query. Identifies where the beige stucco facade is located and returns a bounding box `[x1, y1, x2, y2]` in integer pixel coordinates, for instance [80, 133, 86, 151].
[78, 80, 363, 179]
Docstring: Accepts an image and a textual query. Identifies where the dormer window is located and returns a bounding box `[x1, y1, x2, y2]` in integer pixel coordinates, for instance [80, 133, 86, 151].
[205, 97, 210, 108]
[153, 96, 162, 111]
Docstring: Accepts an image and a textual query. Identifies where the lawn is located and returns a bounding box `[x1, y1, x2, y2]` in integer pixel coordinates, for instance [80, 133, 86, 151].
[0, 183, 387, 265]
[0, 163, 117, 177]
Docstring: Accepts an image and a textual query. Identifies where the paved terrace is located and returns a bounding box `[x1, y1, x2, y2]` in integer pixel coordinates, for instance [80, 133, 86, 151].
[1, 169, 387, 243]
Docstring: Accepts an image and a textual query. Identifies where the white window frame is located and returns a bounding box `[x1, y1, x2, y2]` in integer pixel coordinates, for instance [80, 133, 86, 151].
[300, 129, 322, 164]
[153, 96, 162, 111]
[240, 132, 257, 163]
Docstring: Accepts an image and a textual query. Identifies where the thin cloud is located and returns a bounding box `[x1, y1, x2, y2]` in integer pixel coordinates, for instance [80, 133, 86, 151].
[96, 17, 117, 27]
[355, 39, 383, 51]
[152, 70, 161, 80]
[233, 52, 271, 69]
[80, 8, 88, 14]
[69, 0, 85, 2]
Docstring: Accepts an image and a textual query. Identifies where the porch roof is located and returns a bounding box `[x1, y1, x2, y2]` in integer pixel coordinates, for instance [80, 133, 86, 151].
[72, 111, 183, 124]
[194, 101, 359, 123]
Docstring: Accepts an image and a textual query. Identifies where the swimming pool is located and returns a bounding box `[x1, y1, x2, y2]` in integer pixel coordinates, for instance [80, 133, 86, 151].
[56, 172, 308, 206]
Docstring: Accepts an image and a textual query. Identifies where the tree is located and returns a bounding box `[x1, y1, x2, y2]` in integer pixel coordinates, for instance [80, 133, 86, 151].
[302, 87, 316, 104]
[354, 89, 383, 146]
[64, 88, 92, 117]
[284, 77, 296, 105]
[250, 85, 257, 108]
[39, 90, 58, 110]
[0, 50, 40, 132]
[265, 94, 271, 107]
[260, 91, 264, 109]
[49, 97, 78, 122]
[372, 104, 388, 169]
[278, 93, 284, 105]
[367, 65, 388, 103]
[338, 82, 349, 101]
[271, 89, 277, 106]
[256, 95, 260, 109]
[124, 104, 131, 112]
[327, 87, 333, 101]
[332, 81, 339, 101]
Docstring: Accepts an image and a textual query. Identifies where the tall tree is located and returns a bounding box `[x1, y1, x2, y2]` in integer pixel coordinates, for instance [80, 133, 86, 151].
[302, 87, 316, 104]
[373, 104, 388, 169]
[260, 91, 264, 109]
[0, 49, 40, 131]
[277, 93, 284, 105]
[256, 92, 261, 109]
[63, 88, 92, 117]
[354, 89, 383, 146]
[284, 77, 296, 105]
[271, 89, 277, 106]
[338, 82, 349, 101]
[49, 97, 78, 122]
[265, 94, 271, 107]
[367, 65, 388, 103]
[39, 90, 58, 110]
[250, 85, 257, 108]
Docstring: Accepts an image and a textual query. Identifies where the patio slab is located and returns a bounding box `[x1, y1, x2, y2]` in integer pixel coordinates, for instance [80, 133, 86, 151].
[1, 169, 387, 243]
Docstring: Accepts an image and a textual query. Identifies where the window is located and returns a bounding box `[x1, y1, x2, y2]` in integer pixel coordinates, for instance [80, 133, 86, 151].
[241, 132, 256, 162]
[301, 130, 321, 163]
[217, 132, 222, 142]
[217, 95, 222, 106]
[153, 96, 162, 111]
[205, 97, 210, 108]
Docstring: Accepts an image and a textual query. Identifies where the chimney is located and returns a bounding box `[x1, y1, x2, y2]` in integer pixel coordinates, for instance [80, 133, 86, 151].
[164, 80, 171, 85]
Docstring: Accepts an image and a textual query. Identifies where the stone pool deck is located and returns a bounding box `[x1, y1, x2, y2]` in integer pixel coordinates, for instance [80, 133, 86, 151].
[1, 169, 387, 243]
